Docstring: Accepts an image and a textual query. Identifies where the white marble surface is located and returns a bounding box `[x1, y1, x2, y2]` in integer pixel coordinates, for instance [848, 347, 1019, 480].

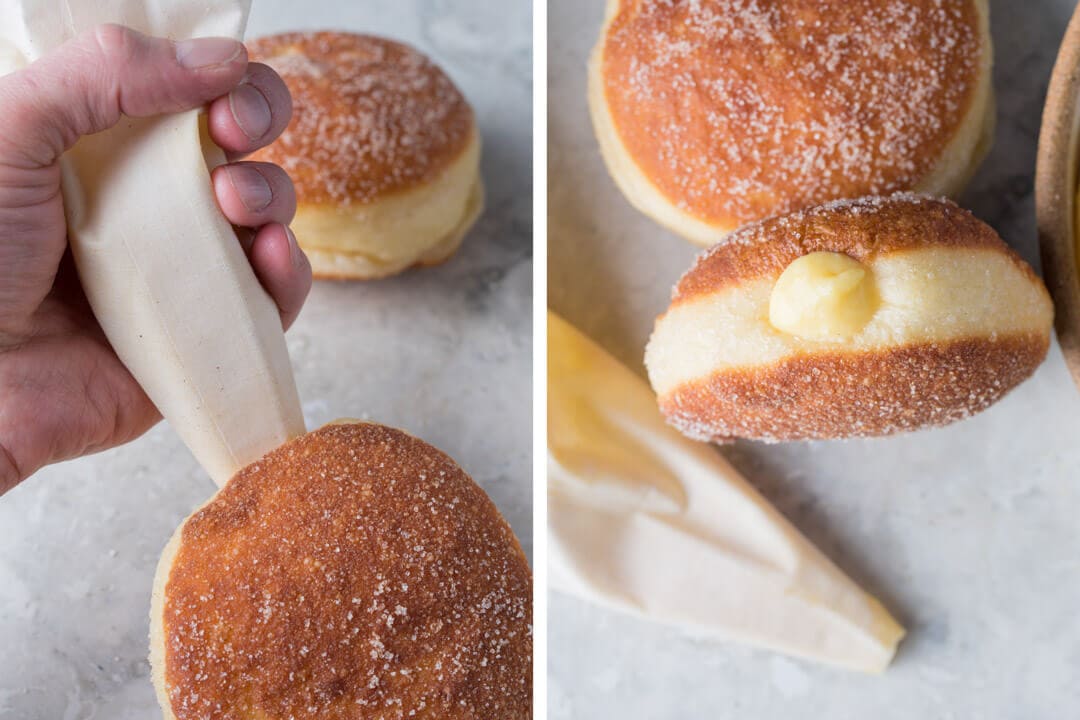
[549, 0, 1080, 716]
[0, 1, 532, 718]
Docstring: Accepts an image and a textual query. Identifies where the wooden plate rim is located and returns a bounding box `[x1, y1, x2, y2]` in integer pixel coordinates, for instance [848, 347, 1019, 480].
[1036, 2, 1080, 390]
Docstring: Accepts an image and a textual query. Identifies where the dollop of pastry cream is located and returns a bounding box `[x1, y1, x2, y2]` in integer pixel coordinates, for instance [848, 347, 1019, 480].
[768, 252, 878, 341]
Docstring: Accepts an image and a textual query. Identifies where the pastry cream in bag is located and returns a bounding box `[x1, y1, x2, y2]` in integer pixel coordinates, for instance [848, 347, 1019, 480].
[548, 311, 904, 673]
[0, 0, 305, 486]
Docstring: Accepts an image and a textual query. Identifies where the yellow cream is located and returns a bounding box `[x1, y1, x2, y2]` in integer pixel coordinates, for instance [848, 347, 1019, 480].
[768, 252, 877, 340]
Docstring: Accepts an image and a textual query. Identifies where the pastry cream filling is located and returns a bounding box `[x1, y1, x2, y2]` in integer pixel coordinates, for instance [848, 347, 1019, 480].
[647, 246, 1053, 396]
[768, 252, 877, 340]
[549, 311, 904, 673]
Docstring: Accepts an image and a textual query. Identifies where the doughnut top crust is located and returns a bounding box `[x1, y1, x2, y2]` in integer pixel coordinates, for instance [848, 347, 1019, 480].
[160, 422, 532, 719]
[599, 0, 984, 229]
[248, 32, 475, 206]
[670, 193, 1033, 306]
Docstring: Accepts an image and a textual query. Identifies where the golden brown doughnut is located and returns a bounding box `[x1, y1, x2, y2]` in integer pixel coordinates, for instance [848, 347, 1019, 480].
[150, 422, 531, 719]
[249, 32, 483, 279]
[589, 0, 995, 245]
[645, 194, 1053, 441]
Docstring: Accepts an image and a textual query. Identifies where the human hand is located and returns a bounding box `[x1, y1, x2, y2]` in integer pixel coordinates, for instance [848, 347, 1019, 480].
[0, 24, 311, 494]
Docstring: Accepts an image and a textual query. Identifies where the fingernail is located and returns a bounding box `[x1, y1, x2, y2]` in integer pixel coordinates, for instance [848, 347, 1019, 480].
[227, 165, 273, 213]
[286, 227, 308, 270]
[229, 82, 273, 141]
[176, 37, 243, 69]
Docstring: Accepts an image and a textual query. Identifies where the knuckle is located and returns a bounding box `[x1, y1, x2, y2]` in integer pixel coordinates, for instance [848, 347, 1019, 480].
[90, 23, 139, 66]
[0, 436, 24, 495]
[0, 69, 76, 164]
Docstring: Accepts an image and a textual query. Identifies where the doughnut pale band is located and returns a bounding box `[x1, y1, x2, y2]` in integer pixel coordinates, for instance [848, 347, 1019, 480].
[294, 132, 483, 279]
[647, 247, 1049, 395]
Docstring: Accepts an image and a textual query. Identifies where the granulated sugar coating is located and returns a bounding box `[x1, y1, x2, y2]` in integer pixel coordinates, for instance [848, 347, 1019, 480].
[661, 335, 1048, 442]
[668, 193, 1033, 306]
[249, 32, 474, 205]
[600, 0, 984, 229]
[159, 422, 532, 719]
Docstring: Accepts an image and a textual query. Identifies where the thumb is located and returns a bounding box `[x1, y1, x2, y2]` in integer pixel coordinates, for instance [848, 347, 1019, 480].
[0, 23, 248, 168]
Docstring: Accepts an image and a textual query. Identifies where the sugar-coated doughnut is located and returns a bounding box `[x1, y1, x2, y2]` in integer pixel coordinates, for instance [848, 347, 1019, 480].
[645, 194, 1053, 441]
[589, 0, 995, 245]
[249, 32, 483, 279]
[150, 422, 531, 719]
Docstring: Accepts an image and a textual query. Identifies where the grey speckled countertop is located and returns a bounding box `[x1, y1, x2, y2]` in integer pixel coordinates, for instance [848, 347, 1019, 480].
[0, 1, 532, 717]
[549, 0, 1080, 717]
